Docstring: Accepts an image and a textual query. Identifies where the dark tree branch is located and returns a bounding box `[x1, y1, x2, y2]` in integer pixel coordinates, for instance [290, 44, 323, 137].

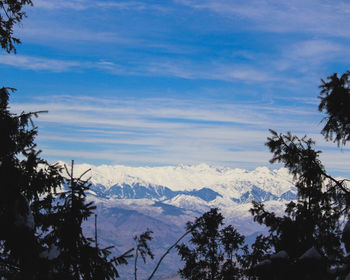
[147, 229, 192, 280]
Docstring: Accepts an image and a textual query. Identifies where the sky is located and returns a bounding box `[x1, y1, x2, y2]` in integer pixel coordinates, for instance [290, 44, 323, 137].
[3, 0, 350, 175]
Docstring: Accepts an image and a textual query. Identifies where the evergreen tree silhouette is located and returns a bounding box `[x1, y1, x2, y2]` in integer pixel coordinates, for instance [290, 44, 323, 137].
[0, 86, 62, 279]
[177, 208, 246, 280]
[133, 229, 154, 280]
[0, 84, 131, 280]
[0, 2, 132, 278]
[246, 72, 350, 279]
[319, 71, 350, 146]
[39, 161, 128, 279]
[0, 0, 33, 53]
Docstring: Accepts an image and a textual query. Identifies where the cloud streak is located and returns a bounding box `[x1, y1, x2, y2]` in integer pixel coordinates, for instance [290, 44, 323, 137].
[12, 95, 318, 129]
[0, 53, 279, 83]
[0, 55, 82, 72]
[33, 0, 169, 12]
[176, 0, 350, 38]
[2, 0, 349, 176]
[11, 95, 335, 171]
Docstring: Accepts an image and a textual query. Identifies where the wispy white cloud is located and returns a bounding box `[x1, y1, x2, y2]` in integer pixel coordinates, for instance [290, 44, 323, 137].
[0, 53, 277, 82]
[0, 51, 338, 88]
[1, 0, 346, 176]
[41, 148, 272, 168]
[17, 0, 350, 90]
[0, 55, 124, 73]
[176, 0, 350, 38]
[11, 95, 317, 129]
[275, 39, 349, 73]
[0, 55, 82, 72]
[95, 1, 169, 12]
[290, 40, 343, 59]
[11, 95, 325, 170]
[142, 60, 276, 82]
[10, 94, 347, 173]
[16, 2, 350, 86]
[33, 0, 87, 10]
[42, 145, 350, 175]
[18, 25, 135, 44]
[33, 0, 168, 12]
[39, 135, 165, 146]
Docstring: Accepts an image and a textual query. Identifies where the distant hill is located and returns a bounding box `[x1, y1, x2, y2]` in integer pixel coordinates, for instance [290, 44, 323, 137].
[61, 162, 296, 279]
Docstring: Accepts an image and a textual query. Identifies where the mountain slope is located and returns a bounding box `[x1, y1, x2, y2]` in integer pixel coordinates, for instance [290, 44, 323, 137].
[59, 162, 297, 279]
[66, 162, 297, 202]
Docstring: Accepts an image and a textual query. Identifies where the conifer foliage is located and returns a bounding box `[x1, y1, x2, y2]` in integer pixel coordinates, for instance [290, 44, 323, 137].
[0, 0, 33, 53]
[245, 73, 350, 279]
[0, 86, 62, 279]
[3, 1, 350, 280]
[133, 230, 154, 280]
[0, 1, 130, 278]
[0, 88, 129, 279]
[177, 208, 246, 280]
[39, 161, 127, 280]
[319, 71, 350, 146]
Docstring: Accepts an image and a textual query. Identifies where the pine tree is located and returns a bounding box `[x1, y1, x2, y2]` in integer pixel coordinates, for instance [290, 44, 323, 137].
[133, 229, 154, 280]
[319, 71, 350, 146]
[0, 0, 33, 53]
[0, 1, 131, 278]
[38, 161, 128, 280]
[0, 6, 47, 278]
[0, 87, 130, 280]
[0, 86, 63, 279]
[177, 208, 246, 280]
[246, 133, 344, 279]
[246, 72, 350, 279]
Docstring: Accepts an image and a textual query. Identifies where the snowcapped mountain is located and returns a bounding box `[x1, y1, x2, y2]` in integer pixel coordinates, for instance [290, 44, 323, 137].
[69, 162, 297, 203]
[60, 162, 297, 279]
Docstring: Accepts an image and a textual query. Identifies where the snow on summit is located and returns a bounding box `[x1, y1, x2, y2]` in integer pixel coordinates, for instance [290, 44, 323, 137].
[66, 162, 297, 274]
[64, 162, 295, 197]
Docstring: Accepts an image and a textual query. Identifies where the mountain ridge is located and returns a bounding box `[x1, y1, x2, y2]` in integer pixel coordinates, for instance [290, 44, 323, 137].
[66, 162, 298, 279]
[60, 162, 296, 200]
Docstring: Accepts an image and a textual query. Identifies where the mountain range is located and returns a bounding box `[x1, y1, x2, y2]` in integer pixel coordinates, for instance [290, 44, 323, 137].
[61, 162, 297, 279]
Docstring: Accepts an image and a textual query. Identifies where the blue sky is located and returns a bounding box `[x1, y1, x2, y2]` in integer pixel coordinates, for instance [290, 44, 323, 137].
[3, 0, 350, 174]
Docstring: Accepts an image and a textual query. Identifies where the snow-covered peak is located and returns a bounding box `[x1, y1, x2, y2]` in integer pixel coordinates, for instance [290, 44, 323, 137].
[167, 194, 210, 212]
[57, 162, 295, 198]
